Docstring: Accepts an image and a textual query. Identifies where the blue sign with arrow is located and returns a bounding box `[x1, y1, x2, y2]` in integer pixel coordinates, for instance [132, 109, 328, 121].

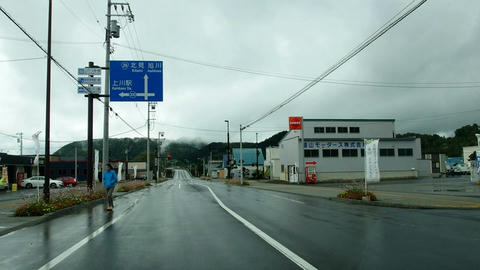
[110, 60, 163, 102]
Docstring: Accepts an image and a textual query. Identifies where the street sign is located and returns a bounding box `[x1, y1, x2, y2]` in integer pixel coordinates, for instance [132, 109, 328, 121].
[78, 67, 101, 76]
[305, 161, 317, 165]
[78, 86, 101, 94]
[110, 60, 163, 102]
[289, 116, 303, 130]
[78, 77, 101, 85]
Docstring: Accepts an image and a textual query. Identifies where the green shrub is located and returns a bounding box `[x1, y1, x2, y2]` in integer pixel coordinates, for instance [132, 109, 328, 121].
[337, 188, 377, 201]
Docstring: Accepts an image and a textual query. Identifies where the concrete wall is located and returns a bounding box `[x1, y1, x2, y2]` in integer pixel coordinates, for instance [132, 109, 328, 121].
[303, 120, 395, 139]
[279, 131, 301, 181]
[317, 170, 418, 181]
[265, 147, 281, 180]
[307, 139, 421, 173]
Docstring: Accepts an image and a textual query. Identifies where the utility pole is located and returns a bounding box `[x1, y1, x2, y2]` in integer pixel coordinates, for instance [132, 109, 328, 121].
[103, 1, 134, 176]
[147, 103, 156, 183]
[240, 124, 243, 185]
[125, 149, 129, 180]
[225, 120, 230, 179]
[102, 0, 112, 178]
[74, 147, 77, 181]
[43, 0, 52, 203]
[256, 132, 259, 179]
[16, 132, 23, 156]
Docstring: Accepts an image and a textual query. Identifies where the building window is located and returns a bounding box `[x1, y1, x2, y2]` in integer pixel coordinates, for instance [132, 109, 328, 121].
[323, 149, 339, 157]
[304, 149, 319, 158]
[326, 127, 336, 133]
[349, 127, 360, 133]
[342, 149, 358, 157]
[380, 148, 395, 157]
[281, 165, 284, 172]
[314, 127, 324, 133]
[338, 127, 348, 133]
[398, 148, 413, 156]
[361, 149, 365, 157]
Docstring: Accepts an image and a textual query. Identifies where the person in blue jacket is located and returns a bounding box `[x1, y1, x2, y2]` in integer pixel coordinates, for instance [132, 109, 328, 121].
[103, 164, 117, 211]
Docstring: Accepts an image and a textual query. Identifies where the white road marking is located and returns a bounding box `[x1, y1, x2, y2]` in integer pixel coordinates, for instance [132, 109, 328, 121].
[179, 183, 181, 189]
[37, 198, 141, 270]
[197, 183, 317, 270]
[268, 194, 305, 204]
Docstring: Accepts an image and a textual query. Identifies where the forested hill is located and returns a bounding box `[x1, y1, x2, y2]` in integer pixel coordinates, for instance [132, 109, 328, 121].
[54, 131, 288, 164]
[54, 124, 479, 164]
[397, 124, 479, 156]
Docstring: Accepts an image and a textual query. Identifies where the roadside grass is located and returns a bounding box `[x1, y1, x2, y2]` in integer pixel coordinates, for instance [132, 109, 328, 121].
[225, 179, 250, 186]
[15, 186, 106, 217]
[337, 185, 377, 201]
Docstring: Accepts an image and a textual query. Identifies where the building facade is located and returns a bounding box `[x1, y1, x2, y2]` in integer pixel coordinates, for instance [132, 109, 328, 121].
[279, 118, 428, 182]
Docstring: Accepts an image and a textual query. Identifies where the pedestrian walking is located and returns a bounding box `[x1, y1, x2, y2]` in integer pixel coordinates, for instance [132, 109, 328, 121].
[103, 164, 117, 211]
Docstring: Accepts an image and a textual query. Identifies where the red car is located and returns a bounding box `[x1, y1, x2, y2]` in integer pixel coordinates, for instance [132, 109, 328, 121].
[56, 176, 78, 187]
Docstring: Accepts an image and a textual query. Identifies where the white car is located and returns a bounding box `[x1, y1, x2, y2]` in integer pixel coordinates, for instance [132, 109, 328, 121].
[21, 176, 64, 189]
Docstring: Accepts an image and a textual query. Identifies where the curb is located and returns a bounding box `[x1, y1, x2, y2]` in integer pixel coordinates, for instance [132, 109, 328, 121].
[247, 185, 480, 210]
[0, 186, 149, 237]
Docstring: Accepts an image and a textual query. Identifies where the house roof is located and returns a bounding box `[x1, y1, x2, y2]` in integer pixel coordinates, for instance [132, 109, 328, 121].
[232, 148, 264, 165]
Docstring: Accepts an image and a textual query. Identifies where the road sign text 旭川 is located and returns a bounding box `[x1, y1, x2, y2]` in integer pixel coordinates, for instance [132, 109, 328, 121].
[110, 60, 163, 102]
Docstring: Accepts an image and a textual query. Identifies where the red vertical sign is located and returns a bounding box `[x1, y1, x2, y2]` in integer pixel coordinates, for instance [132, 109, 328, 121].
[289, 116, 303, 130]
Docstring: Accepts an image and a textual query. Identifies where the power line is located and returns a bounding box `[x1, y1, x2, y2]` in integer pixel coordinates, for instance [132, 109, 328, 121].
[243, 0, 428, 129]
[2, 34, 480, 88]
[58, 0, 103, 38]
[0, 56, 45, 62]
[0, 5, 145, 138]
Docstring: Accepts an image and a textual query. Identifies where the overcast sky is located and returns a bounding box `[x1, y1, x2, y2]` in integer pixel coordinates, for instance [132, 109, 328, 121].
[1, 0, 479, 155]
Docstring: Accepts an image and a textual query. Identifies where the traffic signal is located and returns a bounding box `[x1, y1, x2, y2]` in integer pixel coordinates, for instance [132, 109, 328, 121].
[167, 154, 171, 159]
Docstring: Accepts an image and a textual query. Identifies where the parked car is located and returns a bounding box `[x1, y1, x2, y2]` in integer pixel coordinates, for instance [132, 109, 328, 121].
[20, 176, 63, 189]
[56, 176, 78, 187]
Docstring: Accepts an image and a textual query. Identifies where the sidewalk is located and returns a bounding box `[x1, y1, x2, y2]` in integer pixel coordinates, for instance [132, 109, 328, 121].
[0, 190, 127, 237]
[248, 181, 480, 209]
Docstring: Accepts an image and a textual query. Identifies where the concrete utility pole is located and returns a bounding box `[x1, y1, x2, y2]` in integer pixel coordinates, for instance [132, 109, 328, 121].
[240, 124, 243, 185]
[103, 1, 134, 176]
[225, 120, 230, 179]
[43, 0, 52, 203]
[16, 132, 23, 156]
[256, 132, 259, 179]
[102, 0, 112, 177]
[74, 147, 77, 181]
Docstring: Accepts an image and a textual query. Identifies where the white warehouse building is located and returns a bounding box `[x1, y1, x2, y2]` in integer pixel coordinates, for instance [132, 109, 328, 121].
[279, 118, 430, 182]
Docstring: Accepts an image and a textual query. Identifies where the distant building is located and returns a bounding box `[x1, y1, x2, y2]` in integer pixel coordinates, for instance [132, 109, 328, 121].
[232, 148, 265, 178]
[265, 147, 281, 180]
[278, 118, 430, 183]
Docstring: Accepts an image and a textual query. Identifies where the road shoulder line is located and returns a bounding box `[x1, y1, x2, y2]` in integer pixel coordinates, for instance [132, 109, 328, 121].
[197, 183, 317, 270]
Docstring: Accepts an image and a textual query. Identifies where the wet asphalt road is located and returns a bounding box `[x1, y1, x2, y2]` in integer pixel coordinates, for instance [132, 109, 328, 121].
[0, 170, 479, 270]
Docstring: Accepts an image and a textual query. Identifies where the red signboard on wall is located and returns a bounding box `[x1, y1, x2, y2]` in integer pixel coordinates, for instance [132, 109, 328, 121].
[289, 116, 303, 130]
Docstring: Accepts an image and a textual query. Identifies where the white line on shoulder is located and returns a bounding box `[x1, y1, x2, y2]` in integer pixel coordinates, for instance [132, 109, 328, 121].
[196, 183, 317, 270]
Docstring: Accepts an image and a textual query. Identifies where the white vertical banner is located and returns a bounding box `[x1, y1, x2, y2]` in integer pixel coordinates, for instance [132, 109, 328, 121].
[364, 139, 380, 183]
[32, 131, 41, 166]
[133, 166, 138, 179]
[118, 162, 123, 181]
[94, 150, 99, 182]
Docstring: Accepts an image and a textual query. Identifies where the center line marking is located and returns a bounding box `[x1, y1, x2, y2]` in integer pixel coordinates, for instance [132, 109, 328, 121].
[197, 183, 317, 270]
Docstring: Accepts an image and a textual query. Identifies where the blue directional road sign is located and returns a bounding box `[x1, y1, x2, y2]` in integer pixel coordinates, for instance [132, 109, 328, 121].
[110, 60, 163, 102]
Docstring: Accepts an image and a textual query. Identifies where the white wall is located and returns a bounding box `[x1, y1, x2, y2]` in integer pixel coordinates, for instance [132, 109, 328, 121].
[279, 131, 301, 181]
[266, 147, 281, 180]
[303, 120, 395, 139]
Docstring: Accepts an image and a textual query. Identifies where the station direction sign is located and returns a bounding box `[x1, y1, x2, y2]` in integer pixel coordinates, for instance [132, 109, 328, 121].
[78, 86, 101, 94]
[78, 67, 101, 76]
[78, 77, 101, 85]
[110, 60, 163, 102]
